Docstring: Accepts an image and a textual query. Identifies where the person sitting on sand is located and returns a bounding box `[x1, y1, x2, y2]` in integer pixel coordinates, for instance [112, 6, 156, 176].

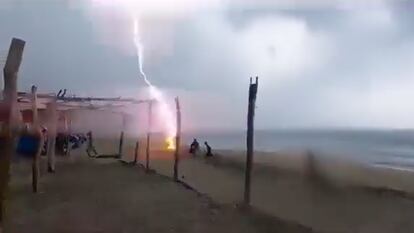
[69, 134, 80, 149]
[204, 141, 213, 157]
[189, 138, 200, 155]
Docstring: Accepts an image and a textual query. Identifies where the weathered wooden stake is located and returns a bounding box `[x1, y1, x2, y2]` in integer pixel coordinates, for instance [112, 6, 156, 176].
[63, 111, 69, 156]
[46, 99, 57, 173]
[0, 38, 25, 225]
[244, 76, 259, 206]
[118, 131, 124, 158]
[145, 100, 153, 172]
[67, 113, 72, 156]
[173, 97, 181, 181]
[118, 114, 126, 159]
[31, 85, 40, 193]
[133, 141, 139, 165]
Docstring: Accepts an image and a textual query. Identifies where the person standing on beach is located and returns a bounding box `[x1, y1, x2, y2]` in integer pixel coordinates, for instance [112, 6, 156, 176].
[189, 138, 200, 155]
[204, 141, 213, 157]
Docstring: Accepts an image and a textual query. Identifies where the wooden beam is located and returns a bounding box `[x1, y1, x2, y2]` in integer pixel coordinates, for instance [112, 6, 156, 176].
[56, 96, 151, 104]
[0, 38, 25, 225]
[46, 99, 57, 173]
[244, 76, 259, 206]
[173, 97, 181, 182]
[145, 100, 153, 172]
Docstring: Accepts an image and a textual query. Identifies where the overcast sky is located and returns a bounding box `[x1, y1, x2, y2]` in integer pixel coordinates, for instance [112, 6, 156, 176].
[1, 0, 414, 130]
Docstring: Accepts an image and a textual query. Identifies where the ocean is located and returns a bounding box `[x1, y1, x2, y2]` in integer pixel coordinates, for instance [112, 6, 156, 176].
[183, 129, 414, 170]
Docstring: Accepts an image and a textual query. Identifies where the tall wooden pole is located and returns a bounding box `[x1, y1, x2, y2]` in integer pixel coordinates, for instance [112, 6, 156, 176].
[145, 100, 153, 172]
[0, 38, 25, 226]
[173, 97, 181, 181]
[31, 85, 40, 193]
[244, 76, 258, 206]
[46, 99, 57, 173]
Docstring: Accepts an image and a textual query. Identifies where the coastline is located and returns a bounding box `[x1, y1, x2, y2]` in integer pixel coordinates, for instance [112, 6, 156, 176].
[210, 149, 414, 194]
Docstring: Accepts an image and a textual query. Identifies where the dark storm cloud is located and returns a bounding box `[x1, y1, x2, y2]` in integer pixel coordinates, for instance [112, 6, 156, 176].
[1, 0, 414, 129]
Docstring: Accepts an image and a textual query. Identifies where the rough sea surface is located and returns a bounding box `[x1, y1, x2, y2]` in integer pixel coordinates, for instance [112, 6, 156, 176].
[184, 129, 414, 170]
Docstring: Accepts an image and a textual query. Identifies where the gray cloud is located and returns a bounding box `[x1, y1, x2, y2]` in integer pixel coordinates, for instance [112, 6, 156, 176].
[1, 0, 414, 129]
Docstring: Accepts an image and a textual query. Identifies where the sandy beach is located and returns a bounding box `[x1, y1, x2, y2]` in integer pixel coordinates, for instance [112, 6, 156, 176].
[141, 149, 414, 233]
[6, 136, 414, 233]
[4, 152, 313, 233]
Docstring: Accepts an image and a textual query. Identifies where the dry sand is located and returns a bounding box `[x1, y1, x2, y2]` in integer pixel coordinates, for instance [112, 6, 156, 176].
[145, 150, 414, 233]
[4, 154, 313, 233]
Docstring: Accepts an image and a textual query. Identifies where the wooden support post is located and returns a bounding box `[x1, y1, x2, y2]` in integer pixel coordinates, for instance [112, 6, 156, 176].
[67, 112, 72, 156]
[63, 111, 69, 156]
[133, 141, 139, 165]
[145, 100, 153, 172]
[31, 85, 40, 193]
[118, 114, 126, 159]
[173, 97, 181, 181]
[118, 131, 124, 158]
[46, 99, 57, 173]
[0, 38, 25, 225]
[244, 76, 259, 206]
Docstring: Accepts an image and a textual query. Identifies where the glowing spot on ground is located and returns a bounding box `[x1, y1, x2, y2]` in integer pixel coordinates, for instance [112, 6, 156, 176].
[166, 136, 175, 150]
